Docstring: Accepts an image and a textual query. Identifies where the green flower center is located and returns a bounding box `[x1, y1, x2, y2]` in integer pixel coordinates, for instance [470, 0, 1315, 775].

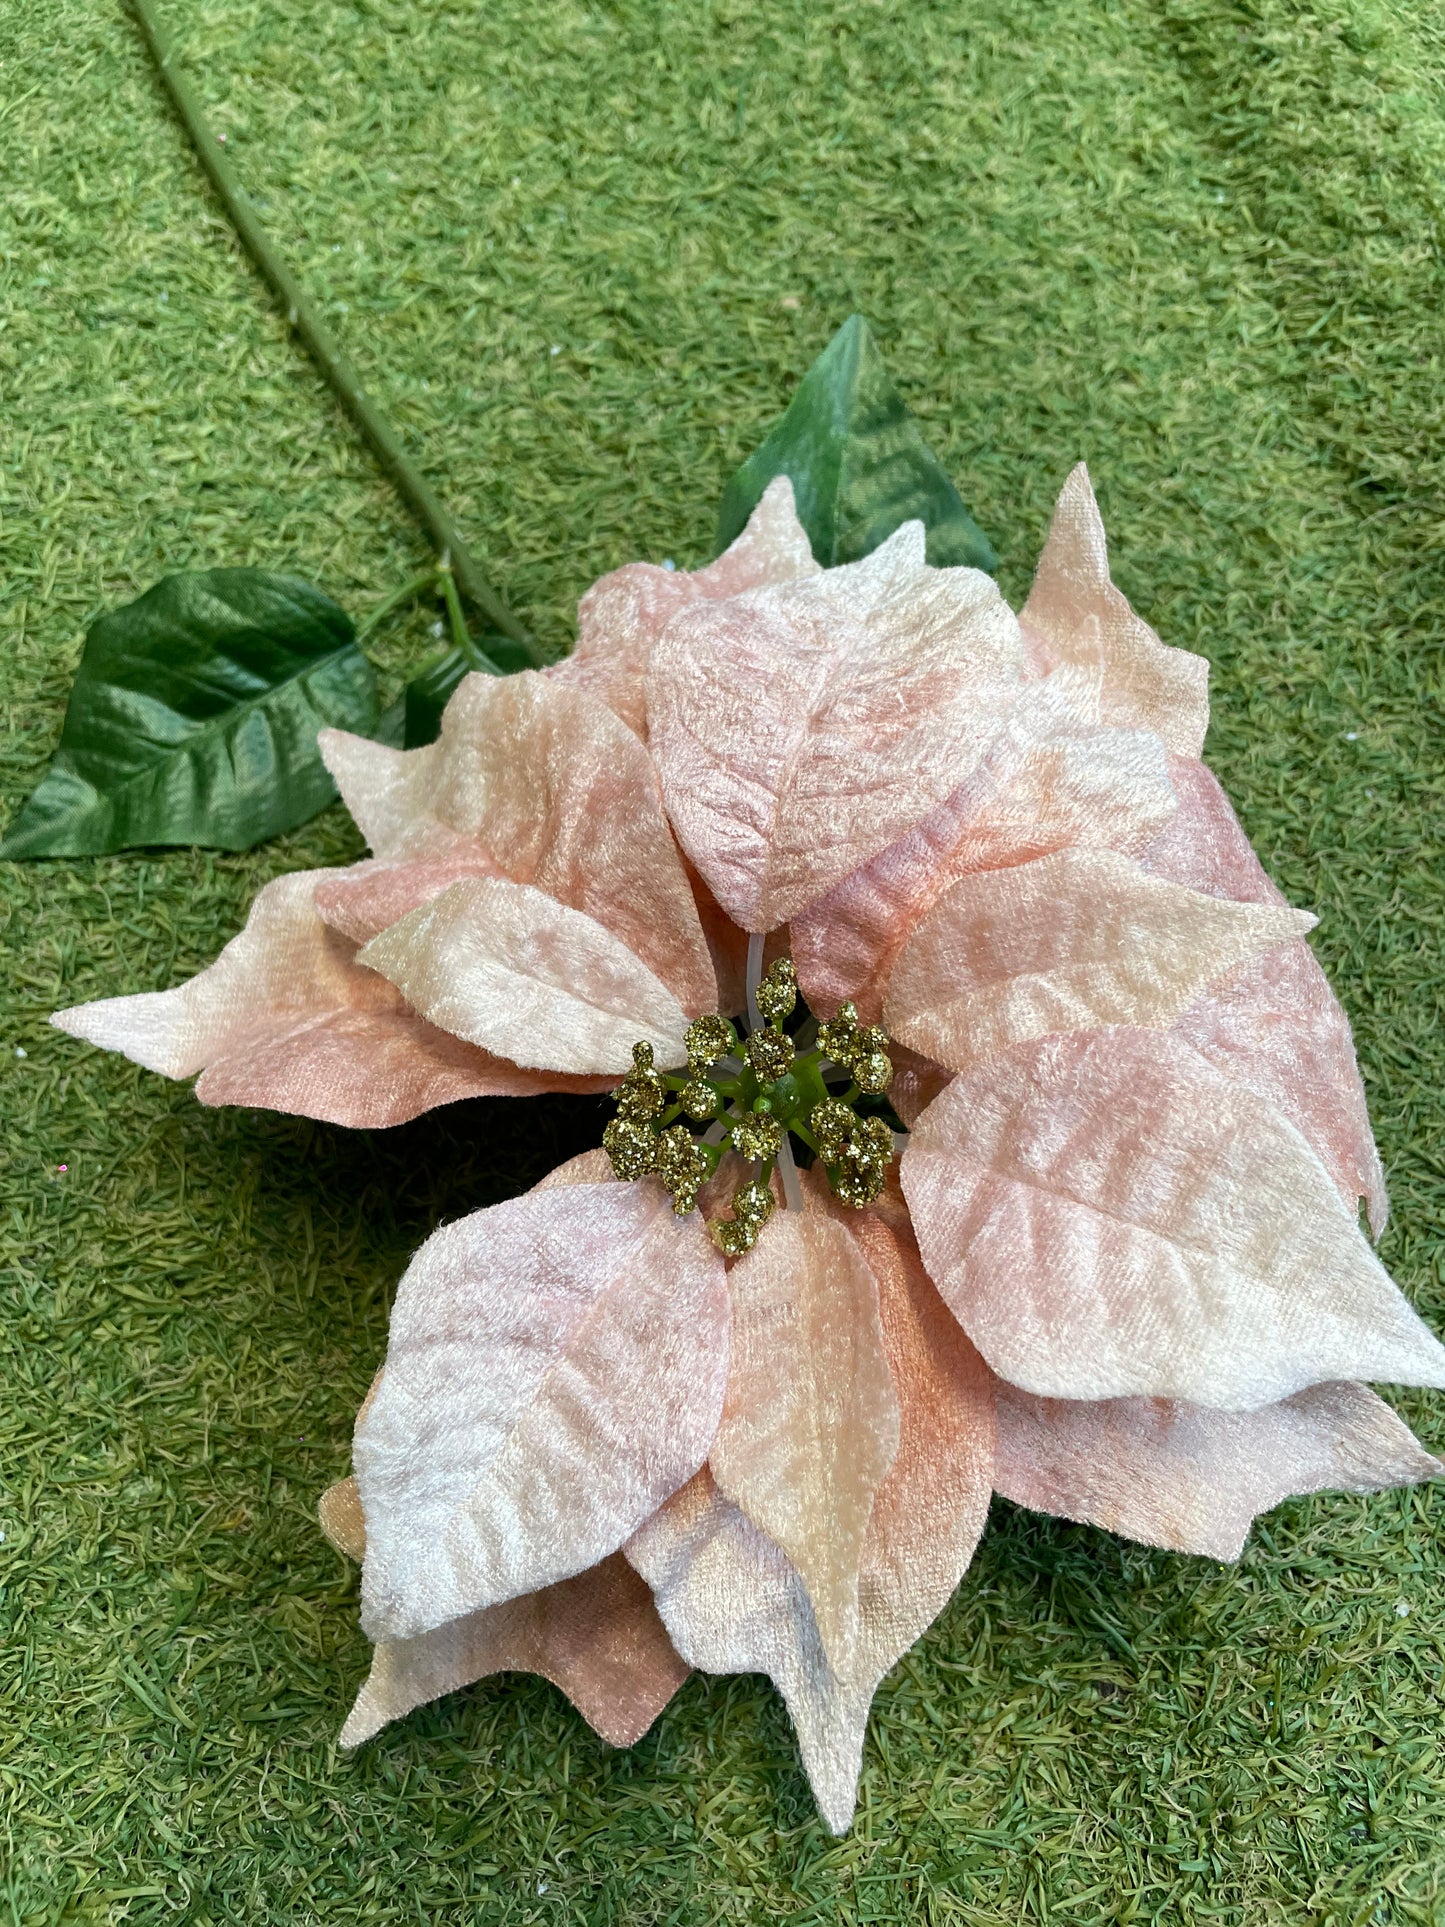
[601, 957, 901, 1255]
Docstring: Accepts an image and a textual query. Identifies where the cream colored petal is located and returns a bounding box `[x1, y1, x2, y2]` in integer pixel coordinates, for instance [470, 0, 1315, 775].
[1138, 755, 1388, 1233]
[647, 524, 1022, 931]
[551, 477, 819, 739]
[320, 671, 715, 1013]
[356, 1179, 729, 1640]
[709, 1206, 901, 1674]
[1021, 464, 1209, 757]
[49, 870, 587, 1126]
[902, 1027, 1445, 1409]
[994, 1378, 1440, 1562]
[692, 474, 820, 596]
[340, 1551, 689, 1750]
[358, 876, 693, 1075]
[319, 1476, 367, 1562]
[794, 669, 1176, 1020]
[630, 1199, 993, 1834]
[885, 847, 1315, 1073]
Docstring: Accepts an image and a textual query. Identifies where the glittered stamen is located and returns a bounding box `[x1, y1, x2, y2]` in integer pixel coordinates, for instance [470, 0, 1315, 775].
[600, 960, 900, 1230]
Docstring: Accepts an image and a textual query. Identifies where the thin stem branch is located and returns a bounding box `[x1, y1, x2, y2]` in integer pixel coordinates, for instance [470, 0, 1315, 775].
[438, 567, 472, 658]
[126, 0, 540, 660]
[355, 568, 439, 642]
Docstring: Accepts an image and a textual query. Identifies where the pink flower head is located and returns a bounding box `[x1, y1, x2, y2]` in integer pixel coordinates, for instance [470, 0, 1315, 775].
[55, 470, 1442, 1832]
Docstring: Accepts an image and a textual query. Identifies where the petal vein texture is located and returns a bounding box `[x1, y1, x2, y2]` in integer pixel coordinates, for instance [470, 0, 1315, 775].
[902, 1027, 1445, 1408]
[549, 476, 820, 738]
[319, 670, 714, 1012]
[647, 522, 1022, 930]
[356, 1181, 730, 1639]
[358, 876, 693, 1074]
[709, 1206, 901, 1675]
[993, 1377, 1439, 1561]
[885, 847, 1314, 1072]
[793, 667, 1178, 1021]
[630, 1196, 994, 1832]
[50, 870, 591, 1124]
[1139, 754, 1388, 1232]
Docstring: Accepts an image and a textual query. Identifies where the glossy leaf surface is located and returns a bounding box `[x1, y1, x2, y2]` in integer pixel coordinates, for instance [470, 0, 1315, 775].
[714, 315, 997, 572]
[1, 569, 376, 856]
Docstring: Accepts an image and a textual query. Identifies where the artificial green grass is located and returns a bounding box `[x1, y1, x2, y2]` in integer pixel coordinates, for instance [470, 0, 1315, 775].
[3, 0, 1445, 1917]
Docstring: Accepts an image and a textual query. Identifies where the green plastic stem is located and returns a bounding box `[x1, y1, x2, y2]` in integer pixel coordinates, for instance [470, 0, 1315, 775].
[126, 0, 539, 660]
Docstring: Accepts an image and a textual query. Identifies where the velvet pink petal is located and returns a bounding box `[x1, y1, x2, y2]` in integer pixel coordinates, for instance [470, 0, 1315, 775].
[629, 1199, 994, 1834]
[356, 1179, 730, 1641]
[339, 1551, 690, 1750]
[357, 876, 694, 1074]
[1173, 943, 1388, 1235]
[549, 476, 820, 738]
[647, 522, 1023, 931]
[1139, 755, 1388, 1232]
[886, 1041, 954, 1131]
[994, 1378, 1439, 1562]
[1021, 464, 1210, 757]
[709, 1204, 901, 1675]
[50, 870, 600, 1126]
[793, 669, 1177, 1020]
[1137, 752, 1283, 904]
[313, 854, 503, 946]
[885, 848, 1314, 1073]
[318, 670, 715, 1013]
[902, 1027, 1445, 1409]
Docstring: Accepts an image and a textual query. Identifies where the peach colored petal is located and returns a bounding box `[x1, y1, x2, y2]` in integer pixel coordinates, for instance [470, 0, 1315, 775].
[647, 522, 1023, 931]
[1138, 755, 1387, 1232]
[356, 1179, 729, 1640]
[531, 1147, 616, 1190]
[340, 1551, 689, 1750]
[549, 477, 820, 738]
[686, 857, 749, 1020]
[902, 1027, 1445, 1409]
[1174, 942, 1387, 1235]
[50, 870, 598, 1126]
[994, 1378, 1439, 1562]
[709, 1205, 901, 1674]
[319, 1476, 367, 1562]
[887, 1041, 953, 1130]
[630, 1201, 993, 1833]
[358, 876, 693, 1075]
[1137, 752, 1283, 903]
[319, 671, 715, 1013]
[885, 848, 1314, 1073]
[313, 854, 503, 946]
[793, 668, 1177, 1020]
[1021, 464, 1209, 756]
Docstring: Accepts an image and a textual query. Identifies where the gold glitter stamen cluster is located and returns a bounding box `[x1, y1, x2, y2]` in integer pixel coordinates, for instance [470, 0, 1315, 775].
[601, 958, 900, 1254]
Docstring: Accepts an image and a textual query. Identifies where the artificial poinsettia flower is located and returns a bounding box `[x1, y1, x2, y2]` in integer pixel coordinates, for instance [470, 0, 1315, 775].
[53, 471, 1445, 1832]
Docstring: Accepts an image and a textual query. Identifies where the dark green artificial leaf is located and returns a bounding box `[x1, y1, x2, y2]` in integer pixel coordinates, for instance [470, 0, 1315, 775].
[400, 632, 520, 748]
[0, 570, 377, 857]
[715, 313, 997, 572]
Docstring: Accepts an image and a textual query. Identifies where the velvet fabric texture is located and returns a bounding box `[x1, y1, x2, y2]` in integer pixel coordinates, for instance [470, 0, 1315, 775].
[54, 470, 1444, 1832]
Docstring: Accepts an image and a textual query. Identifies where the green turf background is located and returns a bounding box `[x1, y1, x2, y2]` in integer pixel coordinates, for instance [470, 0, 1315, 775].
[4, 0, 1445, 1919]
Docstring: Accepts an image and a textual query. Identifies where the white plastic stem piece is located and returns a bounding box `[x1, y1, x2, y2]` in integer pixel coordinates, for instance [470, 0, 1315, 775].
[746, 932, 765, 1033]
[777, 1134, 804, 1212]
